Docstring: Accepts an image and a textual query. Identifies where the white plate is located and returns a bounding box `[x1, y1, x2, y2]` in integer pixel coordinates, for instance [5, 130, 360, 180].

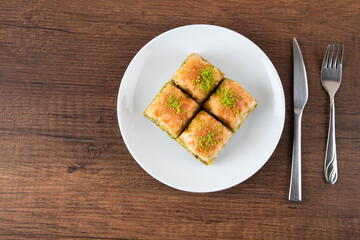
[117, 24, 285, 193]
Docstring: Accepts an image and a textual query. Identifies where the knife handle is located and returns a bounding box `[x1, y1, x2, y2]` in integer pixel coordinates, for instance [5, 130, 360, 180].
[324, 99, 338, 184]
[289, 111, 302, 202]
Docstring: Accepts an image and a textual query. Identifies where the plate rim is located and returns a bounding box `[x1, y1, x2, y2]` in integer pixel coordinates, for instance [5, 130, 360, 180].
[117, 24, 286, 193]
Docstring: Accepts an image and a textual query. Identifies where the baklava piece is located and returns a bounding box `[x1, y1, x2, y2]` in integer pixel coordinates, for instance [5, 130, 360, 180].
[144, 82, 200, 138]
[172, 53, 224, 104]
[203, 78, 257, 132]
[177, 111, 233, 165]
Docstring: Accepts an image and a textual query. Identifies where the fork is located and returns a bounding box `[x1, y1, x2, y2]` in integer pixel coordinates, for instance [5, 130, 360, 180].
[321, 44, 344, 184]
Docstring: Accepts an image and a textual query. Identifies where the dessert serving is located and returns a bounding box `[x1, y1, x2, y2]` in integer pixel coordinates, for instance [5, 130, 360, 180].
[203, 78, 257, 132]
[144, 53, 257, 165]
[172, 53, 224, 104]
[177, 111, 233, 165]
[144, 82, 200, 139]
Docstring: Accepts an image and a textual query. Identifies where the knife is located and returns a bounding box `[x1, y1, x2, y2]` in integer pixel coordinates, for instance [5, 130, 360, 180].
[289, 38, 308, 202]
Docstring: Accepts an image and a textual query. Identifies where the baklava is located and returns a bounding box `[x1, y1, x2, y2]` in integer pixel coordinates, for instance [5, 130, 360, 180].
[203, 78, 257, 131]
[172, 53, 224, 104]
[144, 82, 200, 138]
[177, 111, 233, 165]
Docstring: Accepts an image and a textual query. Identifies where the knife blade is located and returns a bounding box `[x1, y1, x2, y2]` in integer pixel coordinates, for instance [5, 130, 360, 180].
[289, 38, 308, 202]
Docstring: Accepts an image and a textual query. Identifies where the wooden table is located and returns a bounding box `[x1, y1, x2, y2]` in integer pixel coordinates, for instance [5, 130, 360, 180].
[1, 1, 359, 239]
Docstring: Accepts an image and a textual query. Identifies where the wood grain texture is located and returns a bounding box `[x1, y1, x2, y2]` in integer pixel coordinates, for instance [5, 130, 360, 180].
[0, 0, 359, 239]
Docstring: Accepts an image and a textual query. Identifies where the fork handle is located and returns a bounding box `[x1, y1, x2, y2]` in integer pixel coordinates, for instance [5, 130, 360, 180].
[325, 99, 338, 184]
[289, 111, 302, 202]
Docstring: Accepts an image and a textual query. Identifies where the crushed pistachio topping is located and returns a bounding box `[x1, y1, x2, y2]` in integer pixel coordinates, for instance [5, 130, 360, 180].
[234, 109, 241, 116]
[198, 130, 219, 150]
[167, 94, 184, 114]
[196, 118, 207, 131]
[195, 117, 222, 152]
[219, 87, 239, 108]
[195, 65, 215, 92]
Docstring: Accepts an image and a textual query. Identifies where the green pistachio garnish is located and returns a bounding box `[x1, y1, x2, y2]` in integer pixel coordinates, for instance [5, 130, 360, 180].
[196, 118, 207, 131]
[198, 130, 219, 150]
[219, 87, 238, 108]
[195, 65, 215, 92]
[234, 109, 241, 116]
[167, 94, 184, 114]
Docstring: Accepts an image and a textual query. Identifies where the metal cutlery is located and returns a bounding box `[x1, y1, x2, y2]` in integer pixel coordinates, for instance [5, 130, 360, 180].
[289, 38, 308, 202]
[321, 44, 344, 184]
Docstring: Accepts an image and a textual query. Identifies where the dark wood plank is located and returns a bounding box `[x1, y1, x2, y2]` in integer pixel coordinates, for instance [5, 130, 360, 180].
[0, 0, 359, 239]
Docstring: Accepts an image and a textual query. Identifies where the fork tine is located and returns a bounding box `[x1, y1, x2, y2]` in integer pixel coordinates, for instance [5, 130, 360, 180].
[322, 44, 330, 69]
[328, 44, 335, 68]
[333, 44, 339, 68]
[338, 45, 344, 68]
